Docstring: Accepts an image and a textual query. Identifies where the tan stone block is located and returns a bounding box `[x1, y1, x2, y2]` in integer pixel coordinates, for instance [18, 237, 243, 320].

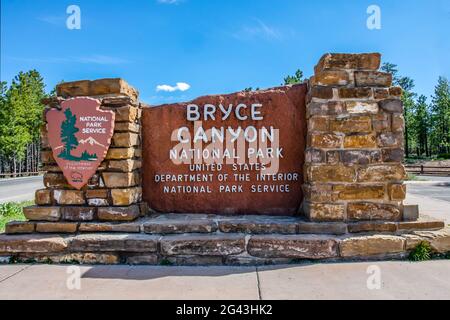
[57, 78, 138, 100]
[398, 220, 445, 231]
[111, 187, 142, 206]
[354, 71, 392, 87]
[308, 117, 329, 131]
[341, 150, 381, 165]
[379, 99, 403, 113]
[41, 127, 50, 149]
[42, 253, 120, 264]
[377, 132, 402, 147]
[56, 80, 90, 97]
[0, 234, 67, 253]
[85, 189, 109, 199]
[409, 228, 450, 253]
[41, 150, 55, 164]
[134, 149, 142, 158]
[36, 222, 78, 233]
[160, 234, 245, 256]
[339, 235, 405, 257]
[87, 198, 110, 206]
[392, 114, 405, 132]
[107, 159, 142, 172]
[308, 86, 334, 100]
[102, 172, 139, 188]
[374, 88, 389, 99]
[311, 70, 350, 86]
[333, 184, 385, 200]
[97, 205, 141, 221]
[53, 190, 85, 205]
[23, 206, 61, 222]
[307, 101, 346, 116]
[90, 78, 138, 99]
[389, 87, 403, 97]
[347, 202, 401, 221]
[304, 202, 345, 221]
[107, 105, 138, 122]
[112, 132, 139, 147]
[345, 101, 378, 114]
[61, 207, 96, 221]
[357, 164, 406, 182]
[330, 116, 371, 133]
[6, 221, 35, 234]
[68, 234, 158, 252]
[348, 222, 397, 233]
[35, 189, 52, 205]
[105, 148, 135, 160]
[344, 133, 377, 148]
[248, 235, 338, 259]
[326, 150, 340, 164]
[114, 122, 140, 133]
[305, 148, 325, 163]
[314, 53, 381, 73]
[308, 165, 356, 183]
[43, 173, 71, 188]
[303, 184, 334, 202]
[79, 222, 141, 233]
[388, 184, 406, 200]
[372, 113, 391, 132]
[310, 133, 343, 148]
[338, 87, 372, 99]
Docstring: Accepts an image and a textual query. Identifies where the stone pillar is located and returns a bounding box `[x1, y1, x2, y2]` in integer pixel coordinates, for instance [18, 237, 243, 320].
[25, 78, 146, 230]
[303, 53, 407, 222]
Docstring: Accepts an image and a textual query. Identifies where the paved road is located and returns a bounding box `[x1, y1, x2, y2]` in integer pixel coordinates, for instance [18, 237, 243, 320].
[0, 176, 43, 204]
[407, 175, 450, 203]
[0, 261, 449, 300]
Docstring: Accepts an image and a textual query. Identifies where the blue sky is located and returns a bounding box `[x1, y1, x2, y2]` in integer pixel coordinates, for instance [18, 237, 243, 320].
[1, 0, 449, 104]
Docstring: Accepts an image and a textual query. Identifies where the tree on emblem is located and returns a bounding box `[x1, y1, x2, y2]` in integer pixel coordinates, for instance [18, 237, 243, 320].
[59, 108, 79, 160]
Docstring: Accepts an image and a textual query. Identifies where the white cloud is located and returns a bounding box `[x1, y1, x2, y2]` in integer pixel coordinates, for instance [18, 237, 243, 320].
[232, 19, 283, 41]
[157, 0, 183, 4]
[156, 82, 191, 92]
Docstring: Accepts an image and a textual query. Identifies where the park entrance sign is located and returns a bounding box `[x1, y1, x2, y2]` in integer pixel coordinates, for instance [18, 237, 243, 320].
[46, 98, 115, 190]
[142, 85, 307, 215]
[4, 53, 448, 267]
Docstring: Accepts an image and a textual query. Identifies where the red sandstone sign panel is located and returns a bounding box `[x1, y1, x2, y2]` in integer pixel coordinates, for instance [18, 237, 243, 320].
[142, 84, 307, 215]
[46, 97, 115, 189]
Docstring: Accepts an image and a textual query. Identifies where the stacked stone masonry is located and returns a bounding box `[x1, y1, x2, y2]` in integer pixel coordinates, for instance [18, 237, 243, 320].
[1, 54, 448, 266]
[304, 53, 407, 222]
[1, 215, 449, 265]
[29, 79, 146, 225]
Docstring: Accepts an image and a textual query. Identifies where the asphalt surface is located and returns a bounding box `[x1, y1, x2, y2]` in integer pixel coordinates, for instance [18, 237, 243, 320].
[0, 176, 44, 204]
[407, 176, 450, 203]
[0, 261, 449, 300]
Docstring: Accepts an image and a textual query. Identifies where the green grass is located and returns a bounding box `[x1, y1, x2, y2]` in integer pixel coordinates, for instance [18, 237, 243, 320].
[0, 200, 33, 233]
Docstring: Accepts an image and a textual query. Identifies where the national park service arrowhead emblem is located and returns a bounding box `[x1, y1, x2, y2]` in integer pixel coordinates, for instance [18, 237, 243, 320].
[46, 97, 115, 189]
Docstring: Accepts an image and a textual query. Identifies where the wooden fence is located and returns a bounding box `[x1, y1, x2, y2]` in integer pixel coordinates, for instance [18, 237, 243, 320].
[405, 165, 450, 176]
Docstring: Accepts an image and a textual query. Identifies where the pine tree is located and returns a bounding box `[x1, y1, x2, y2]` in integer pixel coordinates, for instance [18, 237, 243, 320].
[284, 70, 304, 85]
[59, 108, 79, 160]
[413, 95, 430, 157]
[430, 77, 450, 156]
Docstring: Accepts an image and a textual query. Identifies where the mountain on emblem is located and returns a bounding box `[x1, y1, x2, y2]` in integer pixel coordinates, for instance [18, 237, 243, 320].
[79, 137, 107, 148]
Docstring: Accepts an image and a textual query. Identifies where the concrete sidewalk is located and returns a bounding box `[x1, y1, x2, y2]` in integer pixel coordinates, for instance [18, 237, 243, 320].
[0, 261, 449, 300]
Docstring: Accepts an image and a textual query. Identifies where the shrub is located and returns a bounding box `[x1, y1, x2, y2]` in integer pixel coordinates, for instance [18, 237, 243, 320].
[409, 241, 432, 261]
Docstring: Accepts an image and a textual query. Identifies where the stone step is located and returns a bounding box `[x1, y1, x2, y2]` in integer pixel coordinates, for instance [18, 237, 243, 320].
[1, 228, 449, 265]
[5, 214, 445, 236]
